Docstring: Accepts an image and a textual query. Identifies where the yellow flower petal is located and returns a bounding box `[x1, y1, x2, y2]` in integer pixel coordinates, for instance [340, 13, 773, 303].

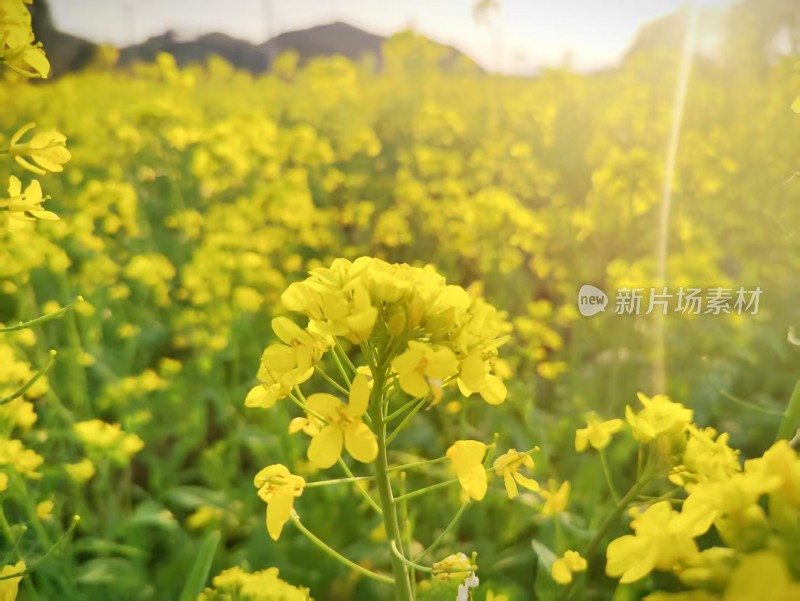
[266, 485, 294, 541]
[306, 393, 342, 421]
[345, 374, 370, 418]
[446, 440, 487, 501]
[307, 424, 344, 469]
[344, 422, 378, 463]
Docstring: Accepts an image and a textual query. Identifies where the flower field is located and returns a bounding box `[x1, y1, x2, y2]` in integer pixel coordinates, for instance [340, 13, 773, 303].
[2, 2, 800, 600]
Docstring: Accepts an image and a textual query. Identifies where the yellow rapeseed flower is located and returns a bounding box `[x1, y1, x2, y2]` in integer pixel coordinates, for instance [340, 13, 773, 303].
[0, 561, 26, 601]
[392, 341, 458, 401]
[551, 550, 587, 585]
[253, 464, 305, 541]
[606, 500, 714, 584]
[575, 413, 623, 452]
[492, 449, 539, 499]
[65, 458, 95, 483]
[2, 176, 58, 229]
[73, 419, 144, 465]
[457, 348, 507, 405]
[304, 374, 378, 469]
[541, 480, 570, 515]
[8, 123, 71, 175]
[626, 393, 693, 443]
[446, 440, 487, 501]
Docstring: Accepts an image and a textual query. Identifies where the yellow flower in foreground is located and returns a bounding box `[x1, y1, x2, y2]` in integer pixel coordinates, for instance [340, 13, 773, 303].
[3, 176, 58, 228]
[9, 123, 71, 175]
[0, 561, 25, 601]
[552, 550, 587, 585]
[626, 393, 693, 443]
[446, 440, 487, 501]
[457, 348, 507, 405]
[305, 374, 378, 469]
[575, 413, 623, 452]
[392, 341, 458, 401]
[541, 480, 570, 515]
[199, 566, 310, 601]
[721, 551, 800, 601]
[432, 552, 474, 580]
[606, 500, 714, 584]
[493, 449, 539, 499]
[254, 464, 305, 541]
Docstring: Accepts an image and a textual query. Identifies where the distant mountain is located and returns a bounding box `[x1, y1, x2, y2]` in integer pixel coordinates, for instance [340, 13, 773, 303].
[118, 30, 270, 72]
[28, 0, 98, 76]
[29, 0, 481, 78]
[260, 22, 386, 67]
[118, 22, 482, 74]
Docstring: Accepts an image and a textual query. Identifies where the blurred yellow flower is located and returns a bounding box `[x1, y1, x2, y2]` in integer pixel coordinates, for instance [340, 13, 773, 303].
[65, 458, 95, 483]
[541, 480, 570, 516]
[0, 561, 25, 601]
[73, 419, 144, 464]
[36, 498, 54, 520]
[0, 438, 43, 479]
[551, 550, 587, 585]
[626, 393, 693, 443]
[606, 500, 714, 584]
[575, 413, 624, 452]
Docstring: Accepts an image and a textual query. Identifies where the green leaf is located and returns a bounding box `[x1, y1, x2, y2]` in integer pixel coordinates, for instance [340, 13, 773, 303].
[177, 530, 221, 601]
[776, 380, 800, 442]
[531, 539, 559, 600]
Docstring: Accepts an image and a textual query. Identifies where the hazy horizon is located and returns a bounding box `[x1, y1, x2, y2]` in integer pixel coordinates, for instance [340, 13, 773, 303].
[47, 0, 734, 74]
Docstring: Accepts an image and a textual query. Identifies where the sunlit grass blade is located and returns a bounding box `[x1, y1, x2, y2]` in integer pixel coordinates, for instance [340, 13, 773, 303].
[177, 530, 221, 601]
[776, 380, 800, 442]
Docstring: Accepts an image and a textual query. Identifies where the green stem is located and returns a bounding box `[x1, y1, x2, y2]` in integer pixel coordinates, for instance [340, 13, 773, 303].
[398, 472, 416, 597]
[387, 395, 425, 423]
[393, 479, 458, 504]
[599, 449, 620, 503]
[313, 365, 349, 396]
[0, 350, 56, 406]
[287, 391, 326, 423]
[0, 516, 80, 581]
[386, 396, 429, 446]
[390, 541, 432, 574]
[336, 338, 360, 374]
[289, 514, 393, 585]
[0, 297, 83, 332]
[388, 456, 448, 473]
[330, 342, 353, 387]
[414, 502, 469, 562]
[337, 459, 382, 515]
[560, 475, 651, 601]
[304, 475, 373, 488]
[370, 364, 414, 601]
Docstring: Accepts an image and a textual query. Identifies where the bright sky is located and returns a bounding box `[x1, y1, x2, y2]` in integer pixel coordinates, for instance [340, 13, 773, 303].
[48, 0, 733, 73]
